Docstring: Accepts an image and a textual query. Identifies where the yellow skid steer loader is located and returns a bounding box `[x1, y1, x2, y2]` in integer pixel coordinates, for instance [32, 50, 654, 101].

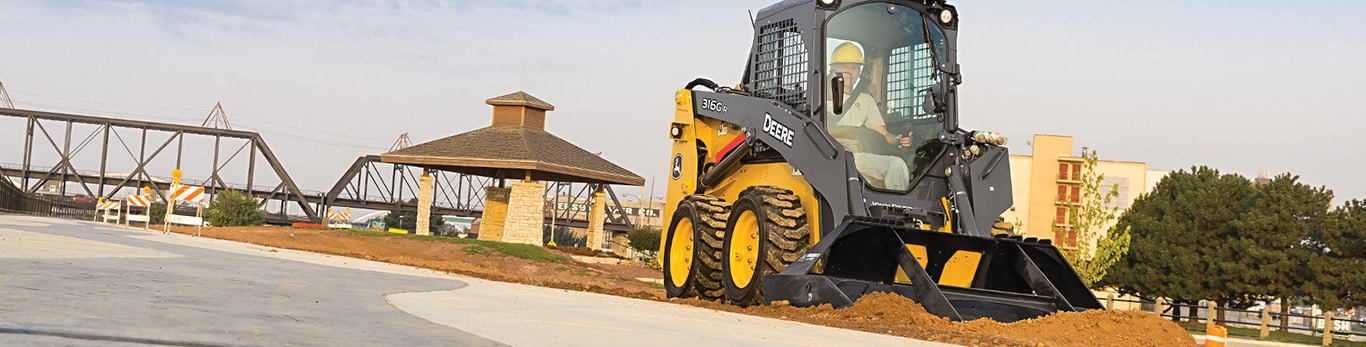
[659, 0, 1102, 322]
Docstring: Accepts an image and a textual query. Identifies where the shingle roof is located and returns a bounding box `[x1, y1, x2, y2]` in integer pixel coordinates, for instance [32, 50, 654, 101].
[486, 91, 555, 111]
[380, 126, 643, 186]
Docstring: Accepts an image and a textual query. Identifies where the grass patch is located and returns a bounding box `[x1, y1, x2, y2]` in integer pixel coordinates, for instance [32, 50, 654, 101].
[1177, 322, 1366, 346]
[330, 228, 570, 263]
[462, 245, 492, 256]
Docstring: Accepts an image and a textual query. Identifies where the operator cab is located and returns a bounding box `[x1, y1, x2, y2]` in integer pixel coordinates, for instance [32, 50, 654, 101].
[823, 2, 951, 191]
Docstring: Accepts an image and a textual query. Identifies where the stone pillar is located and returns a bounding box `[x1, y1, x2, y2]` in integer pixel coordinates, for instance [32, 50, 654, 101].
[479, 187, 510, 242]
[501, 181, 546, 245]
[416, 172, 434, 235]
[586, 187, 607, 251]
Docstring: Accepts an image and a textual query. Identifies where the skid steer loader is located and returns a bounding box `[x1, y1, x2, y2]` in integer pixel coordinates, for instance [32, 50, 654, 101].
[659, 0, 1103, 323]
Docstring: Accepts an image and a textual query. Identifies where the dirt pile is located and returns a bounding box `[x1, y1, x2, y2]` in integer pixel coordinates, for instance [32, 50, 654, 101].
[164, 225, 1194, 346]
[678, 293, 1194, 346]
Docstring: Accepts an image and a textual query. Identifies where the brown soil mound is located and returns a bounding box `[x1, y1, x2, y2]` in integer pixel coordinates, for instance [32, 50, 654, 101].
[162, 225, 1193, 346]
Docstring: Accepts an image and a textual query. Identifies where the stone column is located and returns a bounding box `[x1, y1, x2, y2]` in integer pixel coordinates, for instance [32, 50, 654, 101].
[479, 187, 510, 242]
[501, 181, 546, 245]
[586, 187, 607, 251]
[416, 171, 434, 235]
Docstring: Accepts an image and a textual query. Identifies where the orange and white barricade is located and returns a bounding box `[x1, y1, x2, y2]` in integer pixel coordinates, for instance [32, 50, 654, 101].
[327, 207, 352, 229]
[1205, 325, 1226, 347]
[96, 200, 122, 223]
[164, 184, 207, 235]
[124, 194, 153, 229]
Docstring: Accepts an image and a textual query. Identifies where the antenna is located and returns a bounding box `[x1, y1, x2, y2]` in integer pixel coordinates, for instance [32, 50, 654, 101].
[748, 9, 756, 26]
[201, 102, 233, 129]
[0, 82, 14, 108]
[389, 133, 412, 151]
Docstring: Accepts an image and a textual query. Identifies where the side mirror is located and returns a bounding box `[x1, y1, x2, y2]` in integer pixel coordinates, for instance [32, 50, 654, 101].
[921, 84, 945, 115]
[831, 75, 845, 115]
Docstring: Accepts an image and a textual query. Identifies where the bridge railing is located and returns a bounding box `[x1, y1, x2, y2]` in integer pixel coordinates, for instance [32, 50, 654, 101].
[0, 175, 96, 220]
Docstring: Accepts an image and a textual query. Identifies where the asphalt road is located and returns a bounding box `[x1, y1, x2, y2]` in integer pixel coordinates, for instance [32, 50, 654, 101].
[0, 215, 945, 346]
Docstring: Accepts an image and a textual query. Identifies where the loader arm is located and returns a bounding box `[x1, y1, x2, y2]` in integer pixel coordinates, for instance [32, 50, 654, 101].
[686, 90, 867, 230]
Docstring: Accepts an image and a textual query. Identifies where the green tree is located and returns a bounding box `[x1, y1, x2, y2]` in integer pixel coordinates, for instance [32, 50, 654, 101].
[542, 224, 583, 247]
[1059, 149, 1131, 287]
[1223, 174, 1331, 328]
[1100, 166, 1255, 322]
[1304, 199, 1366, 313]
[384, 198, 443, 233]
[626, 227, 662, 258]
[204, 190, 264, 226]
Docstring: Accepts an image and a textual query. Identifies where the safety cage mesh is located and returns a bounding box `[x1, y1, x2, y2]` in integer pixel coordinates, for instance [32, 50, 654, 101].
[751, 19, 809, 113]
[886, 44, 935, 122]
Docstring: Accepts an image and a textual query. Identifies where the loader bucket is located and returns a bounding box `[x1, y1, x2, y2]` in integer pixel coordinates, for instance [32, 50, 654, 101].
[762, 216, 1103, 323]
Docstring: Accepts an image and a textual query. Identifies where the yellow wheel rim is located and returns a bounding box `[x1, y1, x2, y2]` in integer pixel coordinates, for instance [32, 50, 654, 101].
[729, 209, 760, 288]
[667, 218, 695, 286]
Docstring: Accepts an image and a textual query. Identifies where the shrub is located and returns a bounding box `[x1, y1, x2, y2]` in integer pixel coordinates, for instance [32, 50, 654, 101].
[204, 190, 264, 226]
[149, 202, 166, 224]
[543, 225, 584, 247]
[627, 227, 661, 258]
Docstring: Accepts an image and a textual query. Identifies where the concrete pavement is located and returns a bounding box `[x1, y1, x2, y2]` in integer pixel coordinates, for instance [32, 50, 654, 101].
[0, 214, 950, 346]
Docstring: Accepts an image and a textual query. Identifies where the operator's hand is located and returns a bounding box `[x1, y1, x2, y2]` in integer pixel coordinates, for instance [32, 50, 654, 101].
[899, 131, 914, 148]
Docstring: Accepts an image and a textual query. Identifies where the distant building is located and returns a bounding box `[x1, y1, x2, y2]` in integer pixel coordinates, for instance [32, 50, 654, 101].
[1000, 134, 1167, 251]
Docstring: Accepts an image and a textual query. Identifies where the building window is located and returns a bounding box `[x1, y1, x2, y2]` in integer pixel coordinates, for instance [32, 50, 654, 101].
[1070, 186, 1080, 203]
[1071, 164, 1082, 181]
[1056, 185, 1067, 202]
[1055, 206, 1067, 224]
[1058, 163, 1069, 180]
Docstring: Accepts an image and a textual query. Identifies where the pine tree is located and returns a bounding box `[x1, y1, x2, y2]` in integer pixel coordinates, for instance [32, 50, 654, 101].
[1224, 174, 1331, 328]
[1100, 166, 1254, 321]
[1304, 199, 1366, 314]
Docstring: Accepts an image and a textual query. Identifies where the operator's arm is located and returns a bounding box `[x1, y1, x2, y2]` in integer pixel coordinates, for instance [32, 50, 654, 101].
[855, 93, 911, 146]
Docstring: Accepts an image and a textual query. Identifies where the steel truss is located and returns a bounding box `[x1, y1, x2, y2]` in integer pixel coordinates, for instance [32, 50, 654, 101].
[0, 107, 318, 221]
[325, 156, 637, 232]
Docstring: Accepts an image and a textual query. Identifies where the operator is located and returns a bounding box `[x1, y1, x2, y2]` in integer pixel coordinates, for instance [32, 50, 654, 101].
[825, 42, 913, 190]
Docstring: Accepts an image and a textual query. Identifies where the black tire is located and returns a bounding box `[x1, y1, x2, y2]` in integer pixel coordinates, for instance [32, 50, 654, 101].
[689, 195, 730, 301]
[661, 196, 726, 299]
[721, 186, 811, 306]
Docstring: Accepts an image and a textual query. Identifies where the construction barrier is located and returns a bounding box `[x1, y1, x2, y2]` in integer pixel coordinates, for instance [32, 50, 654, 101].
[1205, 325, 1226, 347]
[326, 207, 352, 229]
[96, 200, 122, 223]
[125, 194, 152, 229]
[164, 184, 207, 235]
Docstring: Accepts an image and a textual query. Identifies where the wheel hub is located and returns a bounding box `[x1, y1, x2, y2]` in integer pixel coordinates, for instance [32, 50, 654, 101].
[729, 210, 760, 288]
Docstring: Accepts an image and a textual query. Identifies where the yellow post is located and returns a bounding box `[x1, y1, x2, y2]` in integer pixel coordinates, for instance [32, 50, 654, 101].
[1323, 310, 1334, 346]
[142, 186, 151, 230]
[165, 169, 182, 235]
[1260, 306, 1271, 339]
[1106, 293, 1115, 310]
[1207, 301, 1218, 332]
[195, 202, 203, 237]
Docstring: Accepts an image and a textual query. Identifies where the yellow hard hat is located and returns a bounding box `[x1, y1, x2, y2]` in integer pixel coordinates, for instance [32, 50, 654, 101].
[831, 42, 863, 65]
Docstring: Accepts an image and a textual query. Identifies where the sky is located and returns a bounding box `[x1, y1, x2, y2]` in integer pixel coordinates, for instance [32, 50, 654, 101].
[1, 0, 1365, 204]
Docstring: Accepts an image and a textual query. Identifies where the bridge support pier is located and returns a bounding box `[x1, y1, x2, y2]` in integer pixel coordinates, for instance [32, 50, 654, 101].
[502, 181, 545, 246]
[586, 186, 606, 251]
[416, 170, 433, 235]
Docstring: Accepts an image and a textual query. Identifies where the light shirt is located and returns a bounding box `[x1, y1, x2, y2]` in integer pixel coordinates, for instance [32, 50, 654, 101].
[829, 92, 884, 129]
[826, 92, 883, 153]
